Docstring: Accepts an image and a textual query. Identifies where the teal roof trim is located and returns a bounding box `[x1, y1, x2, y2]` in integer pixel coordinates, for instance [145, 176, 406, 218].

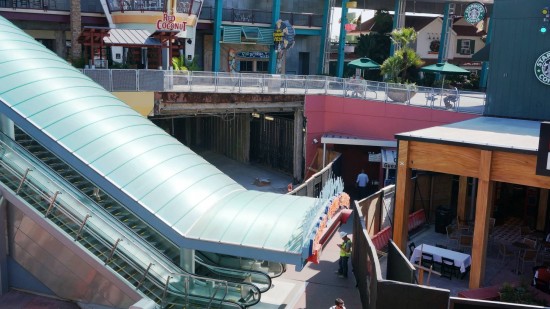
[0, 16, 319, 267]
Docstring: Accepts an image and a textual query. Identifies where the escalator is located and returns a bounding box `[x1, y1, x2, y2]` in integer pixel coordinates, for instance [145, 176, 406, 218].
[13, 127, 279, 292]
[0, 133, 260, 308]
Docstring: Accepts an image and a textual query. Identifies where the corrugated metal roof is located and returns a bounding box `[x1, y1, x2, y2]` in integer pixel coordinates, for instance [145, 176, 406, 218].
[396, 117, 540, 153]
[104, 28, 160, 46]
[0, 16, 319, 267]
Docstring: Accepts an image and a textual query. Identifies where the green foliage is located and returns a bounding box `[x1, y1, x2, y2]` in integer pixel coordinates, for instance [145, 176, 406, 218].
[69, 57, 86, 69]
[499, 282, 548, 306]
[186, 58, 202, 71]
[380, 27, 424, 83]
[371, 10, 393, 34]
[355, 33, 391, 65]
[172, 57, 188, 71]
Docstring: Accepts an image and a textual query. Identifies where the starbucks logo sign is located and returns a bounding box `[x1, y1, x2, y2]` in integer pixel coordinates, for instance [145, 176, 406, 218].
[464, 2, 486, 24]
[535, 51, 550, 85]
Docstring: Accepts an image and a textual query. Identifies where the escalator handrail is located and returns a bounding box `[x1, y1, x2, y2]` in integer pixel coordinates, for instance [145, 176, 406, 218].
[0, 137, 261, 308]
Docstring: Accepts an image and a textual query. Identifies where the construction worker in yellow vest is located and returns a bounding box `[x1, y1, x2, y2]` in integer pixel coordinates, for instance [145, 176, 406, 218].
[336, 232, 352, 278]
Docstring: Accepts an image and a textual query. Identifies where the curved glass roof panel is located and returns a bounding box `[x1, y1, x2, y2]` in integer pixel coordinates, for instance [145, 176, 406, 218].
[0, 16, 320, 265]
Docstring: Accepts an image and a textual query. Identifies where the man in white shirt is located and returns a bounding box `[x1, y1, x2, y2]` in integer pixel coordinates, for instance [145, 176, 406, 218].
[356, 169, 369, 199]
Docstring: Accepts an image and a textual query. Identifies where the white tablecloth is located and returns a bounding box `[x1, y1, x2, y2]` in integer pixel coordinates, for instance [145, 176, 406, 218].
[409, 244, 472, 273]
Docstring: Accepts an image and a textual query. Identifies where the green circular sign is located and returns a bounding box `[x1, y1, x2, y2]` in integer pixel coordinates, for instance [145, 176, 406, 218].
[535, 51, 550, 85]
[464, 2, 486, 24]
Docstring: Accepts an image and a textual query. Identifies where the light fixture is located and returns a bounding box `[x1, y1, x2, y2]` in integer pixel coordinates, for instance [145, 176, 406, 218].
[251, 112, 260, 118]
[313, 138, 319, 144]
[542, 7, 549, 33]
[186, 38, 193, 44]
[264, 116, 274, 121]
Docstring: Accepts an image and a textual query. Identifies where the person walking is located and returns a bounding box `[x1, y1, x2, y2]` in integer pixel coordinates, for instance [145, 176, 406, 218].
[329, 298, 346, 309]
[356, 169, 369, 199]
[336, 232, 352, 278]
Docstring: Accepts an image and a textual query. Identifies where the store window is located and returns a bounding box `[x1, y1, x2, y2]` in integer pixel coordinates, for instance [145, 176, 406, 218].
[240, 61, 253, 72]
[256, 61, 268, 72]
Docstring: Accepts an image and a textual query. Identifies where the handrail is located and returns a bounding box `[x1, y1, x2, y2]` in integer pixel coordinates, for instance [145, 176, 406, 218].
[83, 69, 486, 114]
[0, 136, 258, 308]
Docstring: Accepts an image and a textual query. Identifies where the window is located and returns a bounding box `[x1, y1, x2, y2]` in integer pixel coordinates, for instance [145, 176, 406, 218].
[240, 61, 253, 72]
[456, 39, 476, 55]
[256, 61, 268, 72]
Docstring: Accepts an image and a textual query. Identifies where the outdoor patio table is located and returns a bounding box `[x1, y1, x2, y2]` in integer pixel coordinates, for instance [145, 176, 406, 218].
[410, 243, 472, 273]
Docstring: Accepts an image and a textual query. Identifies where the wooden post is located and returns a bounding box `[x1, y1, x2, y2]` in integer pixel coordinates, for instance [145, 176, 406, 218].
[457, 176, 468, 222]
[537, 189, 549, 231]
[470, 150, 493, 289]
[393, 140, 412, 253]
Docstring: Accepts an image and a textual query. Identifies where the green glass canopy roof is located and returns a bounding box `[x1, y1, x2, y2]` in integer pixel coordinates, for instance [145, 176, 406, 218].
[0, 17, 320, 267]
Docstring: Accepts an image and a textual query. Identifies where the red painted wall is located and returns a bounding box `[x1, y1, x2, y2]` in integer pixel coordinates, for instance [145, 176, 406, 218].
[304, 95, 479, 189]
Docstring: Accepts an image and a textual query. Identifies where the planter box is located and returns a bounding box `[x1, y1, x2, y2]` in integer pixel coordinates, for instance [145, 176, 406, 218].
[387, 88, 416, 102]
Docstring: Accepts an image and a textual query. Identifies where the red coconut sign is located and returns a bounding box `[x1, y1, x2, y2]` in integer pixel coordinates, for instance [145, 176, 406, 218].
[156, 13, 187, 31]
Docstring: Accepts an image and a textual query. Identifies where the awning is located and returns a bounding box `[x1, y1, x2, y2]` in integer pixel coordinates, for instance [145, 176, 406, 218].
[104, 29, 160, 47]
[472, 43, 490, 62]
[382, 148, 397, 169]
[321, 133, 397, 148]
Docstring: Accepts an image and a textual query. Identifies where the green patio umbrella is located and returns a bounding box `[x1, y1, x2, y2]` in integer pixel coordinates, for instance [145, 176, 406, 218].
[420, 62, 470, 91]
[347, 57, 381, 70]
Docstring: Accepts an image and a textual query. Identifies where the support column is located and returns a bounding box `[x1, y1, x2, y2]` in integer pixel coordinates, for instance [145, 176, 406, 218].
[479, 13, 493, 90]
[212, 0, 223, 72]
[0, 196, 7, 295]
[390, 0, 406, 55]
[317, 0, 331, 74]
[336, 0, 348, 78]
[0, 114, 14, 139]
[393, 140, 412, 252]
[437, 3, 451, 63]
[470, 150, 493, 289]
[268, 0, 281, 74]
[180, 248, 195, 273]
[293, 109, 304, 182]
[54, 30, 67, 58]
[457, 176, 468, 222]
[537, 189, 549, 231]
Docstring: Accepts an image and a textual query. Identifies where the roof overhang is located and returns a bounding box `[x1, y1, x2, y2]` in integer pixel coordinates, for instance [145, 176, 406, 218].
[321, 133, 397, 148]
[396, 117, 540, 154]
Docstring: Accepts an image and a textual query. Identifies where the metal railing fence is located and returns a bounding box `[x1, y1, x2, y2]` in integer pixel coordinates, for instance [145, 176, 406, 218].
[81, 69, 486, 114]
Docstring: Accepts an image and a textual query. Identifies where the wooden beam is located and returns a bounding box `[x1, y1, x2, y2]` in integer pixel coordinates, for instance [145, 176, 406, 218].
[470, 150, 494, 289]
[537, 189, 549, 231]
[393, 140, 412, 253]
[457, 176, 468, 223]
[408, 141, 480, 178]
[492, 151, 550, 189]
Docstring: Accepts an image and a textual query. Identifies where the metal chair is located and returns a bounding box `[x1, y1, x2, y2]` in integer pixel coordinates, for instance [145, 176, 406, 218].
[425, 90, 437, 106]
[497, 242, 515, 265]
[440, 257, 456, 280]
[458, 235, 473, 253]
[518, 249, 538, 275]
[421, 252, 435, 269]
[446, 225, 460, 249]
[408, 242, 416, 259]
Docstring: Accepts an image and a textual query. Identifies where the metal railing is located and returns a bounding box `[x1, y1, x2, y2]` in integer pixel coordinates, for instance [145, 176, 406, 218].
[0, 0, 101, 12]
[197, 7, 323, 27]
[82, 69, 486, 114]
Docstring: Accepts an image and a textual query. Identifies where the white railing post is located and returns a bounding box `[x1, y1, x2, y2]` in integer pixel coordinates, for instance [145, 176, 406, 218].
[384, 82, 389, 103]
[343, 79, 347, 97]
[238, 72, 242, 93]
[324, 76, 328, 95]
[214, 71, 218, 92]
[188, 71, 192, 92]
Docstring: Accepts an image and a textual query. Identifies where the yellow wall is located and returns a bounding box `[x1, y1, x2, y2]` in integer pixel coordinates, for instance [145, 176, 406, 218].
[112, 92, 154, 117]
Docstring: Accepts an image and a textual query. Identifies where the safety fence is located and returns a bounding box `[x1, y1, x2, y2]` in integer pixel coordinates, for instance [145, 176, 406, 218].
[82, 69, 486, 114]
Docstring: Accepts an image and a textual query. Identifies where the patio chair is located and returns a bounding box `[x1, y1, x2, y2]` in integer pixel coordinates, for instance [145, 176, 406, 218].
[421, 252, 435, 269]
[443, 87, 459, 108]
[518, 249, 538, 275]
[440, 257, 456, 280]
[458, 235, 473, 253]
[522, 238, 537, 249]
[446, 225, 460, 249]
[425, 90, 437, 106]
[409, 242, 416, 259]
[497, 242, 515, 265]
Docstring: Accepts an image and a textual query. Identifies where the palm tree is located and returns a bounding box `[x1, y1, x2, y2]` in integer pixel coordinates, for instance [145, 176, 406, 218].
[69, 0, 82, 62]
[380, 27, 423, 83]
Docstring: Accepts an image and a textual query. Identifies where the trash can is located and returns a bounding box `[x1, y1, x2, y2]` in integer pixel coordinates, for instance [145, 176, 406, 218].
[435, 206, 452, 234]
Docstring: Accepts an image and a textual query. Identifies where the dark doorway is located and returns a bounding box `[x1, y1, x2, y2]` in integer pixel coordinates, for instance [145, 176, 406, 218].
[249, 114, 294, 174]
[298, 52, 310, 75]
